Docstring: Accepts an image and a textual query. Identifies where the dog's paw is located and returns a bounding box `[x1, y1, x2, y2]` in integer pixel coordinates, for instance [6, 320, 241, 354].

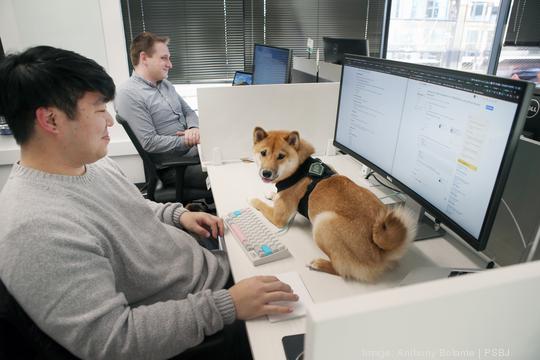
[308, 259, 338, 275]
[248, 197, 263, 210]
[264, 191, 276, 200]
[308, 259, 328, 271]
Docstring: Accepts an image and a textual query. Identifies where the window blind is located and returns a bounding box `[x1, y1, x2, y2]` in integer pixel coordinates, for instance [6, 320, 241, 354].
[120, 0, 386, 82]
[243, 0, 265, 72]
[121, 0, 245, 83]
[262, 0, 386, 61]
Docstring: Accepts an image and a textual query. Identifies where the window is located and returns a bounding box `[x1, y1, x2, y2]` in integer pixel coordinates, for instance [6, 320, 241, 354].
[465, 30, 480, 45]
[392, 0, 401, 18]
[426, 0, 440, 19]
[387, 0, 503, 73]
[497, 1, 540, 86]
[470, 2, 487, 19]
[496, 46, 540, 87]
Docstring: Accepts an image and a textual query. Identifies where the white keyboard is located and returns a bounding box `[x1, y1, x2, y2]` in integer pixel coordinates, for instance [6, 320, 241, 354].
[224, 207, 291, 266]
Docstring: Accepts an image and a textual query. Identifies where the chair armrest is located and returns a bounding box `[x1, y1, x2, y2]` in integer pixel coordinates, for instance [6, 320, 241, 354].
[149, 154, 200, 168]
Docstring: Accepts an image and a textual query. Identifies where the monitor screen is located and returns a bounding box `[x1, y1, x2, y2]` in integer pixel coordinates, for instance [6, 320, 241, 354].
[252, 44, 291, 85]
[323, 37, 369, 65]
[334, 55, 533, 251]
[232, 71, 253, 86]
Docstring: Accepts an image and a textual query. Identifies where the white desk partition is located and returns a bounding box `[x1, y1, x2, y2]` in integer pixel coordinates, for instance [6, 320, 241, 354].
[197, 82, 339, 165]
[305, 260, 540, 360]
[318, 61, 342, 82]
[292, 56, 318, 76]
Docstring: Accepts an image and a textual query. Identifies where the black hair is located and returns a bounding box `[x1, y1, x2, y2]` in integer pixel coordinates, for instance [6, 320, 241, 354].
[0, 46, 115, 144]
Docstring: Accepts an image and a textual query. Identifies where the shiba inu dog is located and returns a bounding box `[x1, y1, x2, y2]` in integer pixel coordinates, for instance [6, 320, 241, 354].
[249, 127, 416, 282]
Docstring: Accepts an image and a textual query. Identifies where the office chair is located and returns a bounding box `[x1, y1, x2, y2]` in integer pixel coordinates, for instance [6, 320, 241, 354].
[0, 279, 78, 359]
[1, 278, 227, 359]
[116, 114, 211, 204]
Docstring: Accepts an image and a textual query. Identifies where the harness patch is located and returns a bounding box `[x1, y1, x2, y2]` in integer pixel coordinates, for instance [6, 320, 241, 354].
[308, 162, 324, 177]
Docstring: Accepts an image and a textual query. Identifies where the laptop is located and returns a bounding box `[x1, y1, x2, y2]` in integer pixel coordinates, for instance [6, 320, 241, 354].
[232, 71, 253, 86]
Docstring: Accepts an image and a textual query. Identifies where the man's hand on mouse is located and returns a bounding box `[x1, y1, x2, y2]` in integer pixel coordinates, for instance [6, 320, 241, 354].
[229, 275, 299, 320]
[179, 211, 224, 238]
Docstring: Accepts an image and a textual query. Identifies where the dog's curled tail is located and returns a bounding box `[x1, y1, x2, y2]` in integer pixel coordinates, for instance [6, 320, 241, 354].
[372, 207, 417, 251]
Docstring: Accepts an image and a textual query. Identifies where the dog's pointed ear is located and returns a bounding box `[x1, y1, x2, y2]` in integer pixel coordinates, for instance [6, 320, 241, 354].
[253, 127, 268, 144]
[285, 131, 300, 150]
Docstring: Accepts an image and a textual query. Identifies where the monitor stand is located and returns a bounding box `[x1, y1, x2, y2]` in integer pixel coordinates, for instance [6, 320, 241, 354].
[364, 174, 444, 239]
[365, 173, 405, 207]
[415, 209, 446, 241]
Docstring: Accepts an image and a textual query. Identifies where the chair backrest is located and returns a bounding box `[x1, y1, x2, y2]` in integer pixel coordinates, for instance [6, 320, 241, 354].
[115, 114, 209, 204]
[0, 279, 78, 359]
[116, 114, 161, 199]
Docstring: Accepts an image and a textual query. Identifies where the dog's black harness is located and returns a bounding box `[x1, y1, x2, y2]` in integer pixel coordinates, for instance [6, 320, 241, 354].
[275, 157, 335, 219]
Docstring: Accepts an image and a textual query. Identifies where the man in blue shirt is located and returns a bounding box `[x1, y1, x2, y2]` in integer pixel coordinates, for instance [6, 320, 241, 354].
[115, 32, 208, 194]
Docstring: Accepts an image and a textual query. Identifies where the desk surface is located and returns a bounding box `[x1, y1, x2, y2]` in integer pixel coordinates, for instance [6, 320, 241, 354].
[206, 155, 484, 360]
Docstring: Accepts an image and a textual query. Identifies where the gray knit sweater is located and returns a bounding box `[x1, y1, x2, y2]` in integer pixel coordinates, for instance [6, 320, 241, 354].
[0, 157, 235, 360]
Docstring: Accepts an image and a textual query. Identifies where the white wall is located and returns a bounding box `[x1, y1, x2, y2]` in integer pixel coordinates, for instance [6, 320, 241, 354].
[0, 0, 145, 184]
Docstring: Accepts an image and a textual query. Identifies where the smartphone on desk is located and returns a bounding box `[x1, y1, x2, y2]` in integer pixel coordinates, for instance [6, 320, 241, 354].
[282, 333, 305, 360]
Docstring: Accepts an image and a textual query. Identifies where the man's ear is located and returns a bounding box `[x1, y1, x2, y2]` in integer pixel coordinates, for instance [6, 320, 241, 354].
[285, 131, 300, 150]
[253, 127, 268, 144]
[140, 51, 149, 65]
[35, 107, 59, 134]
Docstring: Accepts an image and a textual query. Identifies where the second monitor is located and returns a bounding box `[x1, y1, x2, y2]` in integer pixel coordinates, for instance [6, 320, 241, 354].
[252, 44, 292, 85]
[323, 37, 369, 65]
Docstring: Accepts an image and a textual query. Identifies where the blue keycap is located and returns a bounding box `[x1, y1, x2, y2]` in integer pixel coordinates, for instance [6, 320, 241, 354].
[233, 210, 242, 217]
[260, 245, 273, 256]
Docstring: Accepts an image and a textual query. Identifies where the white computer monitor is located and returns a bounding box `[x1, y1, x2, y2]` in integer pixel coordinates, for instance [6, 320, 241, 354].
[333, 55, 534, 251]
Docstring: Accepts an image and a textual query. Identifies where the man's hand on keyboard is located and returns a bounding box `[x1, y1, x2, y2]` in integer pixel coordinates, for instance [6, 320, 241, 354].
[229, 275, 299, 320]
[179, 211, 224, 238]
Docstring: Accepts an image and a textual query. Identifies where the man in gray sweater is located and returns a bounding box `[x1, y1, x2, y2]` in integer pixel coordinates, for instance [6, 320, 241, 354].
[0, 46, 297, 359]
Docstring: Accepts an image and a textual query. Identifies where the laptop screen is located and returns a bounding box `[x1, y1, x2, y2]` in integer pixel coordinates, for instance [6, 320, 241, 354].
[232, 71, 253, 86]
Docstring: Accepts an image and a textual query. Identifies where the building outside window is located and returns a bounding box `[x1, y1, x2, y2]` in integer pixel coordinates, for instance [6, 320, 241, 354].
[426, 0, 441, 18]
[469, 2, 488, 19]
[386, 0, 502, 73]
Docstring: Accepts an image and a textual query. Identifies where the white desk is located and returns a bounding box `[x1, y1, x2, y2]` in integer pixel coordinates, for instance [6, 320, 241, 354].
[206, 154, 485, 360]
